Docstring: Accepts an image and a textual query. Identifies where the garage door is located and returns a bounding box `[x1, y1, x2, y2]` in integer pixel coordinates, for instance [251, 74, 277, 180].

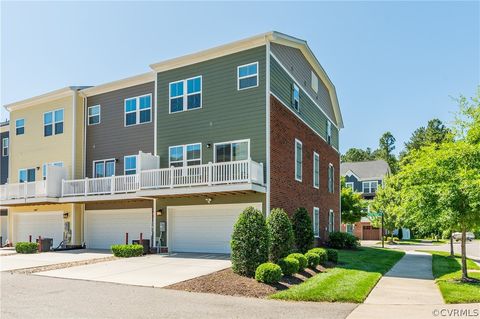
[85, 209, 151, 249]
[168, 203, 262, 254]
[13, 212, 64, 247]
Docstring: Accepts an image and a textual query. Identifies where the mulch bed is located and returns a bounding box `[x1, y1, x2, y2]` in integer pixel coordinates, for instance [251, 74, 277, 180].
[166, 264, 328, 298]
[11, 256, 118, 275]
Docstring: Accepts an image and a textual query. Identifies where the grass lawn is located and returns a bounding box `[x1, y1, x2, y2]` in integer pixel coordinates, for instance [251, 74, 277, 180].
[269, 247, 404, 303]
[376, 239, 448, 246]
[422, 250, 480, 304]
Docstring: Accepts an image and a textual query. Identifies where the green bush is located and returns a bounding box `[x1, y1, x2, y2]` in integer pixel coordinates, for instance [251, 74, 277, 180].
[326, 248, 338, 263]
[305, 252, 320, 268]
[308, 247, 327, 264]
[255, 262, 283, 284]
[327, 231, 359, 249]
[287, 253, 308, 271]
[231, 206, 269, 277]
[267, 208, 294, 262]
[292, 207, 314, 253]
[277, 257, 300, 276]
[15, 242, 38, 254]
[111, 244, 144, 257]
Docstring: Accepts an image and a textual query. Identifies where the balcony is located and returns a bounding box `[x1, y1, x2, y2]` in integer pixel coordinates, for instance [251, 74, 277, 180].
[0, 181, 47, 200]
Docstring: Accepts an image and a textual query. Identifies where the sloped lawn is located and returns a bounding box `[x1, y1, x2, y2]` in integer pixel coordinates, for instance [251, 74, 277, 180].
[270, 247, 404, 303]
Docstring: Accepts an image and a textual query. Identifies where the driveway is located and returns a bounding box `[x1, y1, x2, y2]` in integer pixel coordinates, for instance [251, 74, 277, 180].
[0, 249, 112, 272]
[36, 253, 232, 287]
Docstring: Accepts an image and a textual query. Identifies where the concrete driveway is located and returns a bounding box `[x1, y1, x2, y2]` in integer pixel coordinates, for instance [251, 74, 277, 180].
[0, 249, 112, 272]
[36, 253, 231, 287]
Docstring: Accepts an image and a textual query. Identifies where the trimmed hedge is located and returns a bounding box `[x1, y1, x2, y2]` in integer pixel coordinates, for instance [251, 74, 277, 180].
[287, 253, 308, 271]
[231, 206, 269, 277]
[305, 252, 320, 269]
[15, 242, 38, 254]
[255, 262, 282, 284]
[308, 247, 327, 265]
[277, 257, 300, 276]
[327, 231, 359, 249]
[326, 248, 338, 263]
[111, 244, 144, 257]
[292, 208, 314, 253]
[267, 208, 294, 262]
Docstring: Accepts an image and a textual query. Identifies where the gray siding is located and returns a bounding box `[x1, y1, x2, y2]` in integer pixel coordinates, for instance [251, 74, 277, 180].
[86, 82, 155, 177]
[345, 175, 383, 193]
[0, 131, 8, 184]
[156, 46, 266, 167]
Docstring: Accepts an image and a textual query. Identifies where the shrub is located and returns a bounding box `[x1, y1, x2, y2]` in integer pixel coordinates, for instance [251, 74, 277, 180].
[267, 208, 294, 262]
[292, 207, 314, 253]
[111, 244, 143, 257]
[305, 252, 320, 268]
[308, 247, 327, 264]
[255, 262, 283, 284]
[15, 242, 38, 254]
[327, 231, 359, 249]
[277, 257, 300, 276]
[287, 253, 308, 271]
[231, 206, 269, 277]
[326, 248, 338, 263]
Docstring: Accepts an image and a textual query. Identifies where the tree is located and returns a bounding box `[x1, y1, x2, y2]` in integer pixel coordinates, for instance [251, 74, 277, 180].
[341, 178, 366, 224]
[374, 132, 399, 174]
[401, 119, 453, 159]
[341, 147, 374, 162]
[267, 208, 294, 262]
[292, 208, 314, 253]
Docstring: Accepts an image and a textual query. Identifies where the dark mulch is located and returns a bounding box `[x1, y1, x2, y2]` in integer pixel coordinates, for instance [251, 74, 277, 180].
[166, 264, 328, 298]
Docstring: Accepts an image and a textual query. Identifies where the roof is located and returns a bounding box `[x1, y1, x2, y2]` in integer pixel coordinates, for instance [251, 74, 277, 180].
[340, 160, 391, 181]
[80, 72, 155, 97]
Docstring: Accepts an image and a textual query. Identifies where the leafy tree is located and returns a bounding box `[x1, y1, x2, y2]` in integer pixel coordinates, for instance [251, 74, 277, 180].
[341, 178, 366, 224]
[267, 208, 294, 262]
[400, 119, 453, 159]
[341, 147, 375, 162]
[374, 132, 399, 174]
[292, 208, 314, 253]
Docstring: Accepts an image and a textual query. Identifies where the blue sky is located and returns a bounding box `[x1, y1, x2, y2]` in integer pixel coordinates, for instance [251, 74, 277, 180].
[1, 1, 478, 154]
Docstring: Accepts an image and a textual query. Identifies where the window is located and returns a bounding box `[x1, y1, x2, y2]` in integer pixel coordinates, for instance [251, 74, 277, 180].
[295, 139, 302, 181]
[88, 105, 101, 125]
[214, 140, 249, 163]
[237, 62, 258, 90]
[328, 163, 334, 193]
[42, 162, 63, 180]
[313, 152, 319, 189]
[15, 118, 25, 135]
[44, 109, 64, 136]
[169, 76, 202, 113]
[311, 71, 319, 93]
[2, 137, 8, 157]
[362, 181, 378, 193]
[345, 182, 354, 190]
[327, 120, 332, 145]
[313, 207, 320, 238]
[124, 155, 137, 175]
[19, 168, 35, 183]
[93, 159, 115, 178]
[125, 94, 152, 126]
[328, 209, 334, 232]
[169, 143, 202, 167]
[292, 83, 300, 111]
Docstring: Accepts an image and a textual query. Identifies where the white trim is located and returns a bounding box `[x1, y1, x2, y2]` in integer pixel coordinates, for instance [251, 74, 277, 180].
[213, 139, 250, 163]
[237, 61, 259, 91]
[295, 138, 302, 182]
[87, 105, 101, 126]
[124, 155, 138, 175]
[344, 170, 361, 180]
[2, 137, 8, 157]
[92, 158, 116, 178]
[328, 163, 334, 193]
[313, 151, 319, 189]
[43, 108, 64, 136]
[292, 82, 300, 112]
[265, 41, 271, 216]
[168, 143, 202, 167]
[345, 182, 354, 190]
[328, 209, 334, 232]
[362, 181, 378, 193]
[124, 93, 153, 127]
[313, 207, 320, 238]
[81, 72, 154, 97]
[168, 75, 203, 114]
[154, 75, 158, 156]
[18, 167, 36, 183]
[15, 118, 25, 135]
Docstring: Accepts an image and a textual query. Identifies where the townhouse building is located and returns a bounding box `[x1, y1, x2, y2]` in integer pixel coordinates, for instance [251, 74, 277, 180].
[0, 121, 9, 244]
[1, 32, 343, 253]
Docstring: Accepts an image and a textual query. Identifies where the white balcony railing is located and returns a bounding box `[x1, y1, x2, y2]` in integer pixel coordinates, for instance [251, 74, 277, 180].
[0, 181, 47, 201]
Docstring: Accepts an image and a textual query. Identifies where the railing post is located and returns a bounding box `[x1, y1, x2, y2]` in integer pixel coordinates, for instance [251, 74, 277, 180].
[85, 177, 89, 196]
[208, 162, 213, 186]
[248, 158, 253, 183]
[170, 166, 174, 188]
[61, 179, 65, 197]
[136, 173, 141, 190]
[24, 181, 27, 199]
[260, 163, 264, 185]
[111, 175, 115, 195]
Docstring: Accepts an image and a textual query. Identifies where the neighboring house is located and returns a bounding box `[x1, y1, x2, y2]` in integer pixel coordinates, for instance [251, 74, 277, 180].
[340, 160, 390, 240]
[0, 121, 9, 245]
[0, 31, 343, 253]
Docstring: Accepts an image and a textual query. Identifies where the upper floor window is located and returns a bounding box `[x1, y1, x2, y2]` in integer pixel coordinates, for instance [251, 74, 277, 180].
[93, 159, 115, 178]
[311, 71, 319, 93]
[292, 83, 300, 112]
[328, 209, 334, 232]
[328, 163, 334, 193]
[215, 140, 249, 163]
[16, 118, 25, 135]
[2, 137, 8, 157]
[295, 139, 302, 182]
[362, 181, 378, 193]
[125, 94, 152, 126]
[169, 76, 202, 113]
[345, 182, 354, 190]
[42, 162, 63, 180]
[327, 120, 332, 145]
[313, 152, 319, 189]
[124, 155, 137, 175]
[169, 143, 202, 167]
[237, 62, 258, 90]
[88, 105, 101, 125]
[44, 109, 64, 137]
[19, 168, 35, 183]
[313, 207, 320, 238]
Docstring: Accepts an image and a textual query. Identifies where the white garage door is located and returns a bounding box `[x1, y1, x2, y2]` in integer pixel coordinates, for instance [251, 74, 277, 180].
[85, 209, 151, 249]
[168, 203, 262, 254]
[13, 212, 64, 247]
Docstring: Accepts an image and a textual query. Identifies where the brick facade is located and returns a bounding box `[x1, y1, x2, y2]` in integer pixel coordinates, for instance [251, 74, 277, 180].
[269, 95, 340, 243]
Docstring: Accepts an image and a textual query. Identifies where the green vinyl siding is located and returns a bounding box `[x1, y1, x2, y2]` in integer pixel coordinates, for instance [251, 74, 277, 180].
[157, 46, 266, 167]
[270, 56, 339, 150]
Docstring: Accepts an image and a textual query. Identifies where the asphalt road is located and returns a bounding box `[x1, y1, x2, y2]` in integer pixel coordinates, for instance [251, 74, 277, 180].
[0, 273, 357, 319]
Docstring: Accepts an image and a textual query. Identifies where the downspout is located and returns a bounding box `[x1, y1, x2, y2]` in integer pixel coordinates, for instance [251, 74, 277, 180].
[71, 89, 77, 245]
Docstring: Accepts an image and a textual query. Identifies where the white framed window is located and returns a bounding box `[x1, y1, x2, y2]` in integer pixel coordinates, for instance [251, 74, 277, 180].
[362, 181, 378, 193]
[44, 109, 64, 136]
[295, 139, 302, 182]
[345, 182, 354, 190]
[313, 151, 319, 189]
[88, 105, 101, 125]
[328, 163, 334, 193]
[15, 118, 25, 135]
[169, 143, 202, 167]
[292, 83, 300, 112]
[125, 94, 152, 126]
[169, 76, 202, 113]
[311, 71, 319, 93]
[328, 209, 334, 232]
[2, 137, 8, 157]
[237, 62, 258, 90]
[42, 162, 63, 180]
[93, 159, 115, 178]
[327, 120, 332, 145]
[313, 207, 320, 238]
[124, 155, 137, 175]
[19, 168, 35, 183]
[214, 139, 249, 163]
